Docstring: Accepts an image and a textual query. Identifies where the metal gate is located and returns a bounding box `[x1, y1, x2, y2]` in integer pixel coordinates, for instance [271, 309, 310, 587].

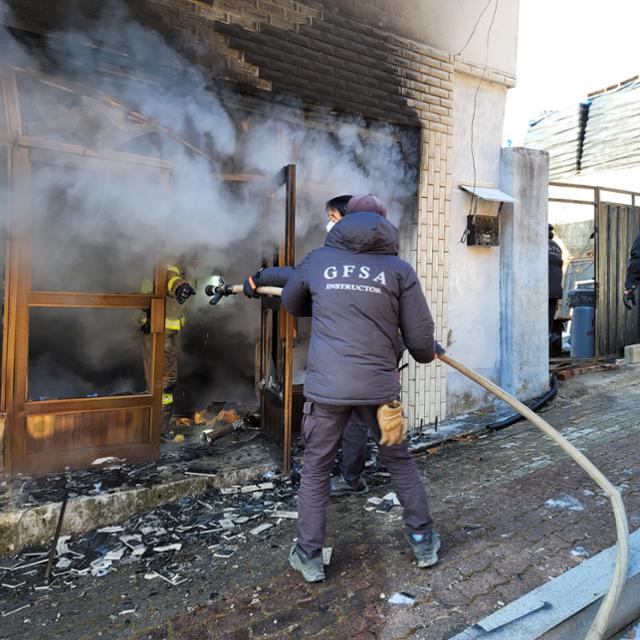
[596, 201, 640, 355]
[550, 183, 640, 357]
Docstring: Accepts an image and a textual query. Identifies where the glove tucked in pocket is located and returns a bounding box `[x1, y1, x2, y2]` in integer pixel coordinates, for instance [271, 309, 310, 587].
[377, 400, 407, 446]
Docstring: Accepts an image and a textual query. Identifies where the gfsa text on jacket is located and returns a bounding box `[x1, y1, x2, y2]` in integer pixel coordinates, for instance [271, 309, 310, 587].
[324, 265, 386, 294]
[326, 283, 382, 294]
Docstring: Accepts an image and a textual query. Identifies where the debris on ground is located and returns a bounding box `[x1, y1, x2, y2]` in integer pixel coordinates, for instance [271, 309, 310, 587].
[91, 457, 127, 467]
[188, 403, 262, 446]
[0, 472, 298, 619]
[193, 402, 260, 431]
[545, 493, 585, 512]
[0, 411, 267, 514]
[365, 491, 401, 514]
[215, 408, 241, 425]
[0, 431, 402, 622]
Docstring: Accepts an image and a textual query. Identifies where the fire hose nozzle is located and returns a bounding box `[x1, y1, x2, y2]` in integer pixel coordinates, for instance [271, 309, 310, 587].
[208, 284, 234, 305]
[205, 276, 236, 305]
[205, 275, 283, 307]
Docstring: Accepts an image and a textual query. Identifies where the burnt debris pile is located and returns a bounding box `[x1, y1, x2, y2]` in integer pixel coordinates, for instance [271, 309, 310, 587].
[0, 474, 297, 619]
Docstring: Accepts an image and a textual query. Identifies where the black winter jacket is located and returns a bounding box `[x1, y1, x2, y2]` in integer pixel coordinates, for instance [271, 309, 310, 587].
[549, 239, 563, 299]
[625, 232, 640, 289]
[281, 212, 435, 405]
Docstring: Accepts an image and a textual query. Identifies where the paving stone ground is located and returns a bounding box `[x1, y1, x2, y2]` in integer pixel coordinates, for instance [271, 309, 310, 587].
[3, 365, 640, 640]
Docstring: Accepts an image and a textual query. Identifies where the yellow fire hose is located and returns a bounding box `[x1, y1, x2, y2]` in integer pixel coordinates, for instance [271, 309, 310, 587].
[213, 282, 629, 639]
[229, 284, 282, 297]
[439, 353, 629, 640]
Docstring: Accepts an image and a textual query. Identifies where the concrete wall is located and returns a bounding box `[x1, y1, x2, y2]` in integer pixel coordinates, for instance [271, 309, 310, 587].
[499, 147, 549, 399]
[323, 0, 519, 76]
[446, 74, 508, 414]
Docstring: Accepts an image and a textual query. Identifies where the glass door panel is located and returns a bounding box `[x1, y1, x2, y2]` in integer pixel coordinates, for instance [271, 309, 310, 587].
[28, 307, 149, 401]
[29, 163, 162, 293]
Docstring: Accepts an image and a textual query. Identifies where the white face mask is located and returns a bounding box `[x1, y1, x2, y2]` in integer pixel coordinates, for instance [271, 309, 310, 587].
[326, 220, 336, 233]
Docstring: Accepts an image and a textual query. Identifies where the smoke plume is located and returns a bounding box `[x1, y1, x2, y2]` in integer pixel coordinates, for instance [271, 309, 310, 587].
[0, 0, 418, 409]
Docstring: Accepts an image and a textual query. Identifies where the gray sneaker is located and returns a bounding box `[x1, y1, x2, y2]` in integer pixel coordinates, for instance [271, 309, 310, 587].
[407, 530, 441, 568]
[330, 475, 369, 497]
[288, 544, 325, 583]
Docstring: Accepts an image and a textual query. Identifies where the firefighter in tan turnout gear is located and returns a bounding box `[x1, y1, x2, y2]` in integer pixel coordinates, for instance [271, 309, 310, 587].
[141, 262, 196, 440]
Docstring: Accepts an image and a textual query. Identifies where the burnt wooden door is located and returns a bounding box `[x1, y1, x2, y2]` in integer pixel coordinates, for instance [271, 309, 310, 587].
[259, 165, 296, 475]
[596, 202, 640, 356]
[4, 145, 169, 475]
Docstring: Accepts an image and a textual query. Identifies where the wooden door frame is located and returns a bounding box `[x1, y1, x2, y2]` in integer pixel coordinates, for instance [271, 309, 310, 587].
[282, 164, 296, 475]
[4, 146, 169, 475]
[259, 164, 296, 475]
[0, 63, 280, 475]
[0, 65, 172, 474]
[0, 66, 20, 476]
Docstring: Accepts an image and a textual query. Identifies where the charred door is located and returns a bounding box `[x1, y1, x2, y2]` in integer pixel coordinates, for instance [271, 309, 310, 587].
[596, 201, 640, 355]
[259, 165, 298, 474]
[0, 64, 245, 476]
[3, 149, 169, 475]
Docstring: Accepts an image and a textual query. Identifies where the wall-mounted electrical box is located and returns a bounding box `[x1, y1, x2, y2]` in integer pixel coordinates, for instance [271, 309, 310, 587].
[459, 181, 517, 249]
[466, 214, 499, 247]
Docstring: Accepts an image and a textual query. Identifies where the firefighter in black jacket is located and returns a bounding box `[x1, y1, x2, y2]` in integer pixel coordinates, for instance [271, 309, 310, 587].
[624, 231, 640, 309]
[280, 196, 439, 582]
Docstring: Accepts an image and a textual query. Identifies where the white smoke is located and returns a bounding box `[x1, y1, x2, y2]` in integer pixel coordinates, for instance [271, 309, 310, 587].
[0, 0, 419, 405]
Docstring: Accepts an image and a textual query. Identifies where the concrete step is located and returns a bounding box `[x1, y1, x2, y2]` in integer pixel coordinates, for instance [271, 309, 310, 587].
[0, 438, 278, 556]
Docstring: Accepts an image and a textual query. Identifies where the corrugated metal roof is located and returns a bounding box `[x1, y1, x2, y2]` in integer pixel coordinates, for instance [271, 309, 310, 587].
[581, 80, 640, 172]
[525, 103, 589, 180]
[525, 78, 640, 178]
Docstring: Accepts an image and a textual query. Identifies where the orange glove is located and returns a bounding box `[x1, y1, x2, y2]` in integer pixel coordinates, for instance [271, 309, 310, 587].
[377, 401, 407, 446]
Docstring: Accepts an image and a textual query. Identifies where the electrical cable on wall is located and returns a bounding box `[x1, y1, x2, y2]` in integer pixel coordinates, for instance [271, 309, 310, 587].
[455, 0, 494, 58]
[457, 0, 501, 243]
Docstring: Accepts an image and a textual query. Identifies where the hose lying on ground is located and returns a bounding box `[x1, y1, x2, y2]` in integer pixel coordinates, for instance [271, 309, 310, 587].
[486, 373, 559, 431]
[439, 353, 629, 640]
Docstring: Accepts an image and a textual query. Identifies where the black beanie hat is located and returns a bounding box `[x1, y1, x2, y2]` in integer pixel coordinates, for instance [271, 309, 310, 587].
[325, 194, 353, 217]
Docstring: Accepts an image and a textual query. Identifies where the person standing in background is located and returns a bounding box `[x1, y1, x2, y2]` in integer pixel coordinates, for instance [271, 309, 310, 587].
[548, 224, 564, 351]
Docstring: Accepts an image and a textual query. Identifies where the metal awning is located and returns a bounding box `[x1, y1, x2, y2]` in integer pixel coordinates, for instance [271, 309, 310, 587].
[459, 182, 518, 203]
